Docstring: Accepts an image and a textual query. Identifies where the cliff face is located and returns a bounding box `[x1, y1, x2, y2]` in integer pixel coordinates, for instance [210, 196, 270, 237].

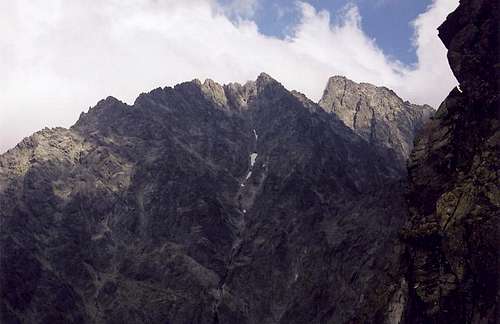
[319, 77, 433, 167]
[403, 0, 499, 323]
[0, 74, 416, 323]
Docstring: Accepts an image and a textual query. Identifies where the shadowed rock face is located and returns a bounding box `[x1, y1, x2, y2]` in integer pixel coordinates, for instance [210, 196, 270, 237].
[319, 77, 433, 167]
[402, 0, 499, 323]
[0, 72, 423, 323]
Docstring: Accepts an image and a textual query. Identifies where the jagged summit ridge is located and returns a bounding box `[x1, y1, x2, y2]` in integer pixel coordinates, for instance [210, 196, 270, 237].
[125, 73, 284, 115]
[75, 72, 431, 157]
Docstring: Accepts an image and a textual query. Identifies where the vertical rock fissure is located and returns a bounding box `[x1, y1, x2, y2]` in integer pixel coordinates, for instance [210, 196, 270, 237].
[352, 98, 362, 130]
[136, 183, 148, 237]
[369, 107, 377, 144]
[340, 77, 347, 107]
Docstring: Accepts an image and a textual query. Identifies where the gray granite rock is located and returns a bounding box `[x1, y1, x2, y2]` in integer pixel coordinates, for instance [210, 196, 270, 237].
[319, 77, 433, 166]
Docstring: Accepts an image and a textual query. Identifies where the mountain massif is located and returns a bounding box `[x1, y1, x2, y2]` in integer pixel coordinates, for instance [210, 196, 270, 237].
[0, 71, 420, 323]
[0, 0, 497, 323]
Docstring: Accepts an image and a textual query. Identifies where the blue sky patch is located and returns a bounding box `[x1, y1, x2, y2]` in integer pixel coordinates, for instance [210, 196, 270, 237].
[220, 0, 433, 65]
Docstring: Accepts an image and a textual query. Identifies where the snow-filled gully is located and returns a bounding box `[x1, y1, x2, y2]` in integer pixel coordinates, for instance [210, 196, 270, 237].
[240, 130, 258, 188]
[214, 129, 260, 319]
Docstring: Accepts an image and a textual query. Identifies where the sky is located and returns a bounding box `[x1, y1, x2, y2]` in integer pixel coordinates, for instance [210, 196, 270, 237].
[0, 0, 459, 153]
[222, 0, 433, 65]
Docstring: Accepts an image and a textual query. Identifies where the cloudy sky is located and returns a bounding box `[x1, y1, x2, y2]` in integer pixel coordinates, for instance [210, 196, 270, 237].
[0, 0, 459, 153]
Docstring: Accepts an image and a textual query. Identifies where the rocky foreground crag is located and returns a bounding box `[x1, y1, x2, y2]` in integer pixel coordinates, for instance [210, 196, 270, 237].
[0, 71, 429, 324]
[402, 0, 499, 323]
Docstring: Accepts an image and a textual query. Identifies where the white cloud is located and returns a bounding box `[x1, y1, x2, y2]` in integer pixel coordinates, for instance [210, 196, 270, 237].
[220, 0, 260, 19]
[399, 0, 459, 105]
[0, 0, 458, 152]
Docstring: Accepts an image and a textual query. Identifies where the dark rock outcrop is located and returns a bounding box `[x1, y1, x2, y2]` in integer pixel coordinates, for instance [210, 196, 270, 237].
[0, 72, 423, 323]
[402, 0, 499, 323]
[319, 76, 433, 167]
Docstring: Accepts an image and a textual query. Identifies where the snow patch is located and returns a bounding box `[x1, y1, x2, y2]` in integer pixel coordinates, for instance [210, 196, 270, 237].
[239, 137, 258, 186]
[250, 153, 257, 168]
[457, 84, 463, 93]
[253, 129, 258, 140]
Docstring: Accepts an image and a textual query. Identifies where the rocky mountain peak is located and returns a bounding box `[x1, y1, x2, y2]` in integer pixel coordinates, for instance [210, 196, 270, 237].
[319, 75, 433, 164]
[254, 72, 285, 95]
[255, 72, 275, 86]
[200, 78, 229, 108]
[0, 69, 411, 323]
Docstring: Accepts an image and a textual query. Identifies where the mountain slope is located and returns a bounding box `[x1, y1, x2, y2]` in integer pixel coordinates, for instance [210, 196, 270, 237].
[0, 73, 421, 323]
